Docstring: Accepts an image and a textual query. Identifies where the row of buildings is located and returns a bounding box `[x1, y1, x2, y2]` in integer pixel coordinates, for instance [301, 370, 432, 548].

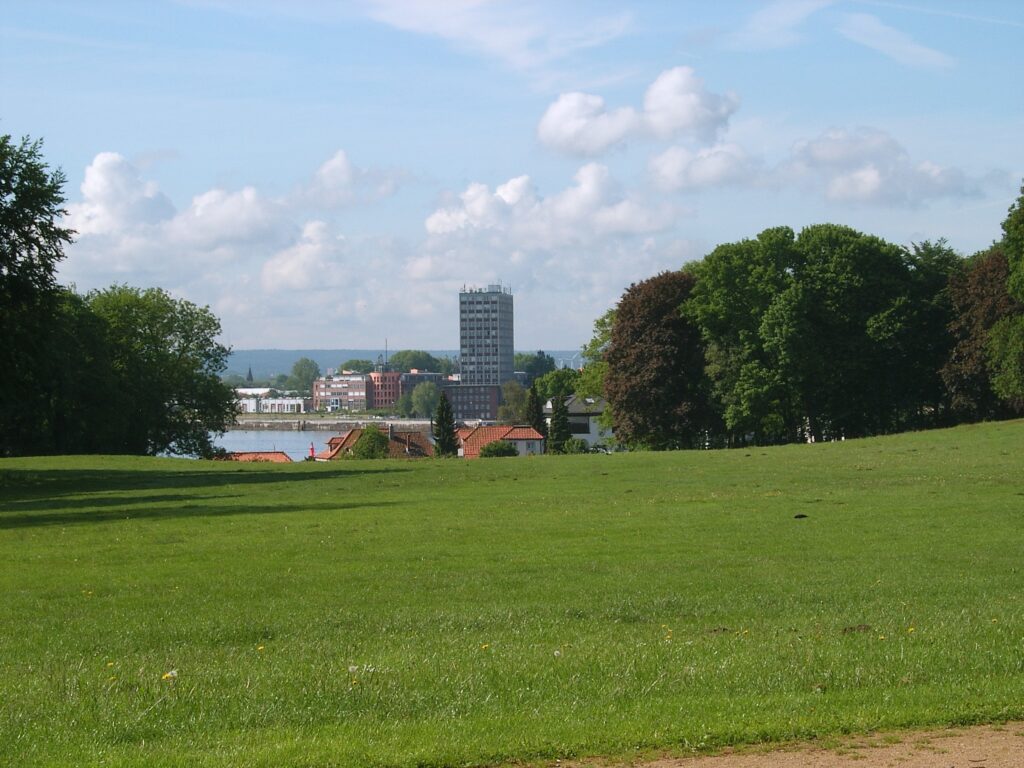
[238, 284, 600, 428]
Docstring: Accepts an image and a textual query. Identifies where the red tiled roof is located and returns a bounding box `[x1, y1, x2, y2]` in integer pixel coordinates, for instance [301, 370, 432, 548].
[317, 428, 434, 460]
[221, 451, 293, 463]
[459, 425, 545, 459]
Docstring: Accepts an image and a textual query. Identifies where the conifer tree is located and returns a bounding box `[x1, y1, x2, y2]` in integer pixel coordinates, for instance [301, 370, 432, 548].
[525, 383, 547, 437]
[433, 392, 458, 457]
[548, 395, 570, 454]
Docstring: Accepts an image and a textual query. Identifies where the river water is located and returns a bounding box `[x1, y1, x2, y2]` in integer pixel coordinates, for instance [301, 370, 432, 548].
[215, 430, 335, 461]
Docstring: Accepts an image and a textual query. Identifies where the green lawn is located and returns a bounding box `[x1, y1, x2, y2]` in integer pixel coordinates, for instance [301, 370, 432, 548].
[1, 421, 1022, 767]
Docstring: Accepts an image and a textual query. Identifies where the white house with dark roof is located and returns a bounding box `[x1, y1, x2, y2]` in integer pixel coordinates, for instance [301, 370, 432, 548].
[543, 394, 614, 449]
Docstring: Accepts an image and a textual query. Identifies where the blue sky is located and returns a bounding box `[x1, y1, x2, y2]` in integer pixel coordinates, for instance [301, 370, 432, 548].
[3, 1, 1022, 350]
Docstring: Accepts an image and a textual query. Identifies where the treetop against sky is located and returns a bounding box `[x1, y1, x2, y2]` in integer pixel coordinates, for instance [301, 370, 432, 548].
[2, 0, 1022, 349]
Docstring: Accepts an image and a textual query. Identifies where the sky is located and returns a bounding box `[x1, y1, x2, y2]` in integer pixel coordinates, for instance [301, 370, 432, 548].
[2, 1, 1022, 350]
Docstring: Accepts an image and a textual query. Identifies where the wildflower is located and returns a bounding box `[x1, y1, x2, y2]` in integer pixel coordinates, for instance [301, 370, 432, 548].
[907, 626, 916, 634]
[480, 643, 490, 650]
[161, 669, 178, 681]
[553, 649, 562, 658]
[257, 645, 265, 652]
[106, 661, 115, 668]
[348, 664, 359, 674]
[108, 676, 116, 683]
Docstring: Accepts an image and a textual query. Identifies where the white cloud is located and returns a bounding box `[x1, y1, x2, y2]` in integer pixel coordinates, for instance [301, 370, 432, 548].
[786, 126, 976, 204]
[650, 143, 756, 191]
[727, 0, 833, 50]
[425, 163, 674, 247]
[299, 149, 400, 207]
[537, 66, 737, 155]
[362, 0, 630, 72]
[65, 152, 174, 236]
[643, 68, 739, 142]
[537, 93, 639, 155]
[837, 13, 954, 69]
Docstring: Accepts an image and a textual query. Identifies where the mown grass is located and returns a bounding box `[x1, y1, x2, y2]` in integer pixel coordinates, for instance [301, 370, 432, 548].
[1, 421, 1022, 767]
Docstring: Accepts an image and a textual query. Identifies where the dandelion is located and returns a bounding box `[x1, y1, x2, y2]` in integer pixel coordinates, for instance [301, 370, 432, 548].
[480, 643, 490, 650]
[106, 661, 115, 668]
[108, 676, 116, 683]
[257, 645, 265, 652]
[348, 664, 359, 674]
[161, 669, 178, 681]
[553, 649, 562, 658]
[907, 626, 916, 634]
[878, 635, 886, 640]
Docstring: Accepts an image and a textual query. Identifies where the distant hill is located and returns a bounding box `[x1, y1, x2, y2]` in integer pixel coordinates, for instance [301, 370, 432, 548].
[226, 349, 582, 379]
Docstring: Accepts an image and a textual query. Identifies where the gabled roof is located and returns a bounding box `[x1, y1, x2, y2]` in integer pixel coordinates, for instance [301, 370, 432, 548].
[317, 428, 434, 460]
[543, 394, 606, 416]
[219, 451, 293, 463]
[459, 425, 545, 459]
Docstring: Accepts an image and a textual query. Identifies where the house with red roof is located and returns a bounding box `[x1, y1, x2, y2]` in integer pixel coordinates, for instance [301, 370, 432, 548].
[217, 451, 293, 463]
[457, 425, 545, 459]
[316, 426, 434, 460]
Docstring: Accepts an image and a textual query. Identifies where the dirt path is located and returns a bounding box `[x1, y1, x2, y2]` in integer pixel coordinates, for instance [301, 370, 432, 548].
[567, 722, 1024, 767]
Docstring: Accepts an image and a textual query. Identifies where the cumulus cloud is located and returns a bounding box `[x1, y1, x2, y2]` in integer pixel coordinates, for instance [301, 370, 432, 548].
[299, 149, 400, 207]
[837, 13, 954, 69]
[650, 143, 757, 191]
[726, 0, 833, 50]
[537, 66, 737, 155]
[787, 127, 976, 204]
[425, 162, 674, 247]
[65, 152, 175, 236]
[537, 93, 639, 155]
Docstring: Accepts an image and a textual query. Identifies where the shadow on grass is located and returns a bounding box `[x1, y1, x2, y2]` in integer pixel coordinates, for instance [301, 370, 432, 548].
[0, 497, 397, 529]
[0, 463, 406, 498]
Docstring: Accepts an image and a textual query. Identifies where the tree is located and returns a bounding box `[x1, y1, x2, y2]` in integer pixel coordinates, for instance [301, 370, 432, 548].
[0, 134, 75, 455]
[942, 247, 1022, 417]
[411, 381, 440, 418]
[533, 367, 580, 405]
[388, 350, 440, 372]
[288, 357, 320, 393]
[547, 395, 571, 453]
[339, 358, 374, 373]
[395, 391, 414, 417]
[525, 384, 547, 438]
[87, 286, 237, 457]
[433, 392, 458, 457]
[513, 350, 556, 382]
[605, 271, 711, 449]
[685, 227, 799, 445]
[562, 437, 589, 454]
[350, 425, 390, 459]
[984, 184, 1024, 401]
[478, 439, 518, 458]
[497, 380, 528, 423]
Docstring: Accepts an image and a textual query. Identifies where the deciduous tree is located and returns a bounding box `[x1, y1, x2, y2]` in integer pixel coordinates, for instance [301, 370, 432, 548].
[605, 271, 710, 449]
[351, 425, 389, 459]
[0, 135, 75, 455]
[411, 381, 440, 418]
[87, 286, 237, 457]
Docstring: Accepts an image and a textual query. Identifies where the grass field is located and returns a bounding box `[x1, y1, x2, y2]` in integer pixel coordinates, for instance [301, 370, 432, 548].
[1, 421, 1022, 767]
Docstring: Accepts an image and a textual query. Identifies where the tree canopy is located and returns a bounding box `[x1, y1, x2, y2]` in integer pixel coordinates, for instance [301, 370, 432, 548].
[388, 350, 441, 372]
[351, 425, 389, 459]
[605, 271, 710, 450]
[513, 350, 556, 382]
[411, 381, 440, 418]
[288, 357, 321, 393]
[0, 135, 75, 455]
[478, 439, 518, 458]
[433, 392, 458, 457]
[87, 286, 237, 457]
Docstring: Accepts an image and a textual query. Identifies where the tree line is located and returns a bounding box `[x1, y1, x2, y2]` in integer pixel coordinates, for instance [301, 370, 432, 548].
[582, 187, 1024, 449]
[2, 135, 235, 457]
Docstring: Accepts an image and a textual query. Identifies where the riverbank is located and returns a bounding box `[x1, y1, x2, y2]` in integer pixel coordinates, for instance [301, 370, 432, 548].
[230, 415, 433, 431]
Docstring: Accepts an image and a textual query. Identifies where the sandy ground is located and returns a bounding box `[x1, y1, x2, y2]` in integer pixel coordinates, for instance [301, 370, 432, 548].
[566, 722, 1024, 768]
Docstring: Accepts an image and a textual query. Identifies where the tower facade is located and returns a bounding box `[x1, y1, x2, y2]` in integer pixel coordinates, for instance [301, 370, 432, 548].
[459, 284, 514, 386]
